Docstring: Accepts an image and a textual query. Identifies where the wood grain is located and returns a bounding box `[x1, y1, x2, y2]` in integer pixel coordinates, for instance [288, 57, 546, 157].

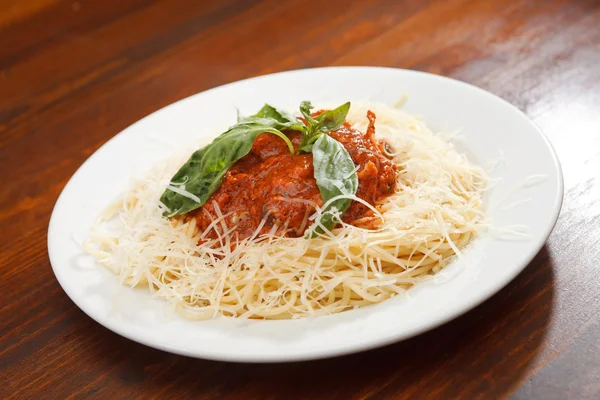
[1, 0, 599, 398]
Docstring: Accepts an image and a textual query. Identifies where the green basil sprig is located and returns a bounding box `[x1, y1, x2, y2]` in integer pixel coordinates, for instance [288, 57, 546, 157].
[308, 134, 358, 237]
[160, 101, 359, 236]
[298, 101, 351, 152]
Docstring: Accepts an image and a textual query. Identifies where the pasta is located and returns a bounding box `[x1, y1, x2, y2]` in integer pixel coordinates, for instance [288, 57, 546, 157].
[85, 101, 487, 320]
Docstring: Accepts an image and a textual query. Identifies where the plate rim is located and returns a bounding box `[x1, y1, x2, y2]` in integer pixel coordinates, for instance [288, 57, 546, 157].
[47, 66, 564, 362]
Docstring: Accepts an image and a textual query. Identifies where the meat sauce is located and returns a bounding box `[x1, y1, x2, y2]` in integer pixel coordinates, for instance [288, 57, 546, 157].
[192, 111, 397, 240]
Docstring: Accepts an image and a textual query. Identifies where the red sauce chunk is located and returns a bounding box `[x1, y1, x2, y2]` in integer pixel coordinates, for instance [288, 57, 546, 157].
[193, 111, 397, 240]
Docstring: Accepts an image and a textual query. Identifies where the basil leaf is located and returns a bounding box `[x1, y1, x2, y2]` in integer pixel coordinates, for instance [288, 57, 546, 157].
[244, 104, 305, 132]
[251, 104, 294, 123]
[315, 101, 350, 132]
[308, 134, 358, 237]
[160, 121, 294, 216]
[299, 101, 316, 126]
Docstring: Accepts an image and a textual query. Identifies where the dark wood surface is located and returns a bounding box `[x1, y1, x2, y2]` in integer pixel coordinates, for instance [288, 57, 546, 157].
[1, 0, 599, 398]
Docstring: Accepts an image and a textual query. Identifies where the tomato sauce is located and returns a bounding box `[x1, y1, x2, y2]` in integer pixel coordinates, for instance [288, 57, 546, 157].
[193, 111, 397, 240]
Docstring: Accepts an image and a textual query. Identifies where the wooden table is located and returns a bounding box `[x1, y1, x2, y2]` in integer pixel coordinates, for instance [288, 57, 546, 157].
[2, 0, 599, 398]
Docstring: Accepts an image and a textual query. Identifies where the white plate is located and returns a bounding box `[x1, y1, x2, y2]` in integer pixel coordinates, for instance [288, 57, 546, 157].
[48, 67, 563, 362]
